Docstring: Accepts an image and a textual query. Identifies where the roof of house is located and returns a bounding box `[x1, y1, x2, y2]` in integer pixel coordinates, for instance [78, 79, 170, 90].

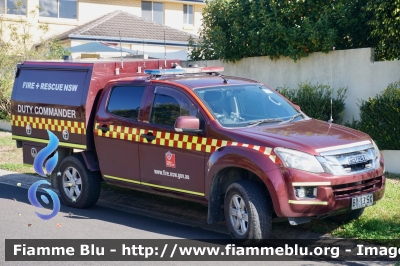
[57, 10, 197, 43]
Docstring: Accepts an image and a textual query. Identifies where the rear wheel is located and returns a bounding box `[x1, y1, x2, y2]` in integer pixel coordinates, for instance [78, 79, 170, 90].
[328, 208, 365, 224]
[224, 180, 272, 245]
[57, 154, 100, 208]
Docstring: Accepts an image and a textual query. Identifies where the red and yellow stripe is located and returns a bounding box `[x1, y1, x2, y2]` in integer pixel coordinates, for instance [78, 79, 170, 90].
[95, 123, 277, 162]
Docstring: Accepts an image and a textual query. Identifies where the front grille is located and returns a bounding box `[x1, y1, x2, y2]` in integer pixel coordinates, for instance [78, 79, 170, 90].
[318, 143, 379, 175]
[332, 176, 382, 199]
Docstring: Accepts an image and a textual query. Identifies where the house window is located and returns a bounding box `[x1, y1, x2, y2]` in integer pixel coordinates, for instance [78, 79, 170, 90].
[0, 0, 27, 15]
[141, 1, 163, 25]
[183, 4, 193, 25]
[39, 0, 77, 19]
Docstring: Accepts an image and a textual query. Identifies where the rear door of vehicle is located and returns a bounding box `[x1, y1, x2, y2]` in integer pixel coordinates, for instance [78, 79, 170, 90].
[138, 85, 206, 197]
[94, 81, 148, 183]
[11, 64, 91, 148]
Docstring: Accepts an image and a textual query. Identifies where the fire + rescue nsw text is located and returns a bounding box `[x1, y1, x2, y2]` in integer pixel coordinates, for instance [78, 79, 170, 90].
[22, 82, 78, 92]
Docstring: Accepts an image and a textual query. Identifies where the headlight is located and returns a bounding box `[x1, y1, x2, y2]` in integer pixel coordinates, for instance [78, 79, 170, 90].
[275, 147, 324, 173]
[372, 140, 381, 162]
[372, 140, 382, 171]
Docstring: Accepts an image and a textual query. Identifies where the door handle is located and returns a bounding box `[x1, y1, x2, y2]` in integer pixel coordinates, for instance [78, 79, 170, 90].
[140, 133, 156, 142]
[97, 125, 110, 133]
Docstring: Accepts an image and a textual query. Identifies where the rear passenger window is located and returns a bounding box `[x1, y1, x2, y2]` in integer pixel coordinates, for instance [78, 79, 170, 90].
[107, 86, 145, 120]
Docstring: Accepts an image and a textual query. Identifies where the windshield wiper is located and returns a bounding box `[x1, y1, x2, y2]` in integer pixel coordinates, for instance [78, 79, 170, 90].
[247, 118, 283, 127]
[285, 113, 303, 123]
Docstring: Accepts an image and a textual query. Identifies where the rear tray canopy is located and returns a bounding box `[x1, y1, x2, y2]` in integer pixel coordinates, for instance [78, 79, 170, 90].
[10, 59, 180, 149]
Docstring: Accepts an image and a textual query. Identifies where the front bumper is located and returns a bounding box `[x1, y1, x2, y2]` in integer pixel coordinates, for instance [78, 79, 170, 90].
[267, 166, 386, 218]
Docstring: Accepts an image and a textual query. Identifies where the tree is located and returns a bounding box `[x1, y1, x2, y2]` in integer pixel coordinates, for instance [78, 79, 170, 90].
[0, 3, 68, 120]
[327, 0, 372, 50]
[189, 0, 399, 62]
[367, 0, 400, 61]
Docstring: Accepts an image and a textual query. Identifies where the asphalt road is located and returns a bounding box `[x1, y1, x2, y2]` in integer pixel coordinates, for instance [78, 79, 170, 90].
[0, 177, 395, 266]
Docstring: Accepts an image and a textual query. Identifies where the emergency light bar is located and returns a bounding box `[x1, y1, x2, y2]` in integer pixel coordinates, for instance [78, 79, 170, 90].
[144, 66, 224, 75]
[144, 69, 184, 75]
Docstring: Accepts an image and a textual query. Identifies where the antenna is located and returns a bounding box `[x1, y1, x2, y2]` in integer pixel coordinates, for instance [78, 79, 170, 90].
[219, 74, 229, 84]
[119, 31, 123, 69]
[164, 30, 166, 68]
[142, 40, 146, 68]
[328, 65, 333, 123]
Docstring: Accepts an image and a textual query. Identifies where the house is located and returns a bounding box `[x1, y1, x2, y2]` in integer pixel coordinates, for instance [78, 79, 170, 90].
[1, 0, 205, 43]
[58, 10, 198, 60]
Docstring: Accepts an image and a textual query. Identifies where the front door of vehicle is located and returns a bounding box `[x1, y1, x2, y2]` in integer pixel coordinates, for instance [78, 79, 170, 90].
[139, 85, 206, 197]
[94, 83, 147, 184]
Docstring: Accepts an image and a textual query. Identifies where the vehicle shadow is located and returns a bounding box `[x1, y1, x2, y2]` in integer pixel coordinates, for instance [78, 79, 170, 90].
[0, 174, 397, 265]
[0, 174, 225, 241]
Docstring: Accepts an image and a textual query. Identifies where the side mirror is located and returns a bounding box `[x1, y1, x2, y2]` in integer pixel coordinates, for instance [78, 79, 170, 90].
[293, 104, 301, 111]
[174, 116, 202, 133]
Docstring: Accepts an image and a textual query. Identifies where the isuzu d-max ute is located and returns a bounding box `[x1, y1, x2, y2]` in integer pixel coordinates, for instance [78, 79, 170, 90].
[11, 59, 385, 244]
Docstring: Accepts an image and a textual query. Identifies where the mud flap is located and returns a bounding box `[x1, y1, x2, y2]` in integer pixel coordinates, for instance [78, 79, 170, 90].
[288, 217, 311, 225]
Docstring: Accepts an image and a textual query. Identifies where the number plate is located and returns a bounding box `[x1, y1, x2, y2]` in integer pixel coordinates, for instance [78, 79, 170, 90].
[351, 194, 373, 210]
[348, 154, 367, 165]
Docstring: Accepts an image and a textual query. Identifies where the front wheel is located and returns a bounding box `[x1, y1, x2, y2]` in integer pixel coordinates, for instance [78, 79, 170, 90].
[224, 180, 272, 245]
[57, 154, 101, 208]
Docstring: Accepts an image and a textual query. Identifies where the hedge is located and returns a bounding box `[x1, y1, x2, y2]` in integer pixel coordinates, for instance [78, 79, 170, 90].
[277, 83, 347, 125]
[346, 80, 400, 150]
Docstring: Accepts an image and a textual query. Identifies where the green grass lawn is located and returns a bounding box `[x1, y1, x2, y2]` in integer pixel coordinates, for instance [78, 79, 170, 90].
[295, 175, 400, 245]
[0, 131, 35, 174]
[333, 175, 400, 241]
[1, 130, 399, 244]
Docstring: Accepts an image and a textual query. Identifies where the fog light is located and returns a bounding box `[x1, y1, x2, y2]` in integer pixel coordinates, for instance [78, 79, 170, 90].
[298, 187, 305, 198]
[294, 186, 317, 199]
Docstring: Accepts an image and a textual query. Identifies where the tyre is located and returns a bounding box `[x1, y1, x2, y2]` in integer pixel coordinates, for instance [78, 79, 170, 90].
[328, 208, 365, 224]
[224, 180, 272, 245]
[57, 154, 101, 208]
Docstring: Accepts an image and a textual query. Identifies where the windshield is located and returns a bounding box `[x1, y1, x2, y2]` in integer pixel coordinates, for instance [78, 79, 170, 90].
[194, 84, 302, 128]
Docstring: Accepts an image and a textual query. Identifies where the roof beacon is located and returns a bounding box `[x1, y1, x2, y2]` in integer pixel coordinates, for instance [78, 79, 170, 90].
[144, 69, 184, 75]
[183, 66, 224, 74]
[144, 66, 224, 76]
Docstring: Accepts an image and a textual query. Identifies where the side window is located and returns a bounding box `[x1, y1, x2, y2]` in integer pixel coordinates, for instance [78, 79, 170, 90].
[107, 86, 145, 121]
[141, 1, 164, 24]
[150, 86, 199, 127]
[183, 4, 193, 25]
[1, 0, 27, 15]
